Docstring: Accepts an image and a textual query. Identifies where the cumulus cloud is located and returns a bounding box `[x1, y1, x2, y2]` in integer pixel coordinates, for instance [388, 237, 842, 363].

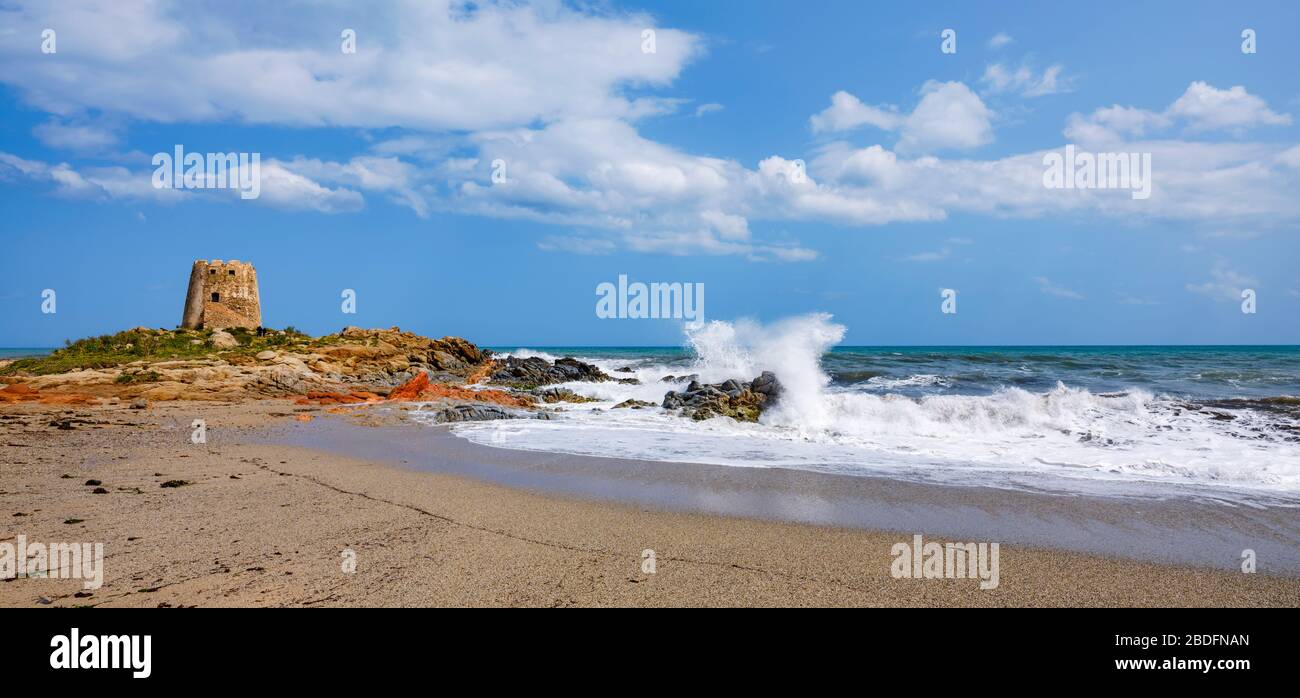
[275, 156, 424, 216]
[257, 161, 366, 214]
[1, 2, 1298, 262]
[1066, 82, 1290, 144]
[898, 81, 994, 153]
[1166, 81, 1291, 132]
[0, 0, 703, 130]
[810, 91, 904, 134]
[1064, 105, 1173, 144]
[810, 82, 992, 154]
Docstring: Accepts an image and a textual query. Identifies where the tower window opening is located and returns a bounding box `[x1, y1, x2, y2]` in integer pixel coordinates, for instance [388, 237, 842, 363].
[211, 293, 220, 302]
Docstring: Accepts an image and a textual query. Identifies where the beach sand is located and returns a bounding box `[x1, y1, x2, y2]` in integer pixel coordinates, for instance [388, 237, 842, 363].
[2, 400, 1297, 607]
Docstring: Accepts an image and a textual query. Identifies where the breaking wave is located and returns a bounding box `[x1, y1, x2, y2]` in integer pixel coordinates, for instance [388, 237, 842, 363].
[452, 315, 1300, 501]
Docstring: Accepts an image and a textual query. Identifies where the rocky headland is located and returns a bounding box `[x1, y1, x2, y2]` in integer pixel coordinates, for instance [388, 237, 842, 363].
[0, 326, 784, 425]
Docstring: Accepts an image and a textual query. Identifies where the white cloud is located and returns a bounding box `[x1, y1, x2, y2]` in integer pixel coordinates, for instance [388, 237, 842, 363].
[700, 210, 749, 240]
[277, 156, 424, 216]
[1186, 263, 1258, 302]
[806, 138, 1300, 225]
[1166, 81, 1291, 132]
[898, 81, 994, 153]
[988, 33, 1014, 49]
[1064, 105, 1172, 144]
[258, 161, 366, 214]
[1065, 82, 1290, 144]
[0, 152, 179, 201]
[810, 91, 904, 134]
[1, 2, 1298, 262]
[1278, 145, 1300, 170]
[0, 0, 703, 131]
[812, 83, 993, 154]
[32, 119, 120, 152]
[1033, 276, 1084, 299]
[981, 62, 1072, 97]
[0, 151, 365, 212]
[694, 103, 724, 117]
[902, 236, 972, 262]
[903, 248, 951, 262]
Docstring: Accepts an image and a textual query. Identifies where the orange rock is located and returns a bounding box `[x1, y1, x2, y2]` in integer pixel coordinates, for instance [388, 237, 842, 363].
[40, 393, 98, 406]
[387, 372, 431, 400]
[295, 414, 314, 422]
[293, 389, 380, 406]
[0, 382, 71, 404]
[466, 359, 497, 384]
[385, 372, 533, 408]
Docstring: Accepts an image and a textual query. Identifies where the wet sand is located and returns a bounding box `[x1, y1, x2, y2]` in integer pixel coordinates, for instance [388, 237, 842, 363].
[2, 400, 1298, 607]
[281, 416, 1300, 574]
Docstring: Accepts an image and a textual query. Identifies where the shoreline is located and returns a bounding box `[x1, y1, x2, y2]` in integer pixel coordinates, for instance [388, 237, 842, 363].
[274, 411, 1300, 575]
[2, 400, 1298, 607]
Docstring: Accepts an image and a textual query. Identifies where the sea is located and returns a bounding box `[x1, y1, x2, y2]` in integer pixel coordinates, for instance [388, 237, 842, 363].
[0, 348, 52, 360]
[425, 315, 1300, 505]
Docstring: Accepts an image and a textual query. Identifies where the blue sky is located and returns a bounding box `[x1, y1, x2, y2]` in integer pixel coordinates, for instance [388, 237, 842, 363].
[1, 0, 1298, 346]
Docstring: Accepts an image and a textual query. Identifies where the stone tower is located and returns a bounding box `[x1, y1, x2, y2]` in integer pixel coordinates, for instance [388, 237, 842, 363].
[181, 260, 262, 330]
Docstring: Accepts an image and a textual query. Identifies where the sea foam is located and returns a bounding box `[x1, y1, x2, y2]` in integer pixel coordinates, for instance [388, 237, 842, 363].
[445, 315, 1300, 501]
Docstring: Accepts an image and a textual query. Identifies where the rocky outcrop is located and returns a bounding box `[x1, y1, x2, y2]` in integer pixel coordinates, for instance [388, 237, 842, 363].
[2, 327, 498, 402]
[613, 399, 656, 409]
[0, 382, 99, 406]
[530, 387, 599, 403]
[489, 356, 612, 388]
[386, 371, 432, 400]
[661, 371, 782, 422]
[323, 327, 489, 383]
[384, 371, 535, 408]
[660, 374, 699, 383]
[210, 330, 238, 348]
[416, 403, 552, 423]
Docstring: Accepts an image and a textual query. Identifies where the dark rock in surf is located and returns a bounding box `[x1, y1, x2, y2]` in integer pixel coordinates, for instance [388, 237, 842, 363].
[662, 371, 782, 422]
[489, 356, 612, 388]
[613, 399, 656, 409]
[660, 373, 698, 383]
[423, 403, 551, 423]
[529, 387, 599, 403]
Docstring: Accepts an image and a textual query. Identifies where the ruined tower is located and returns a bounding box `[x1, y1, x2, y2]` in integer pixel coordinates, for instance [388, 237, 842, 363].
[181, 260, 262, 330]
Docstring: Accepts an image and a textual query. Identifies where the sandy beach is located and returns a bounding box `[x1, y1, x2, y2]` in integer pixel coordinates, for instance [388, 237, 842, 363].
[3, 399, 1297, 608]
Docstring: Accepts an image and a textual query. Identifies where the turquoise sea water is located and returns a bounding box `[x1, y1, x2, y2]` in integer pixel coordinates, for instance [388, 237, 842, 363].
[490, 345, 1300, 401]
[0, 348, 53, 360]
[464, 343, 1300, 500]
